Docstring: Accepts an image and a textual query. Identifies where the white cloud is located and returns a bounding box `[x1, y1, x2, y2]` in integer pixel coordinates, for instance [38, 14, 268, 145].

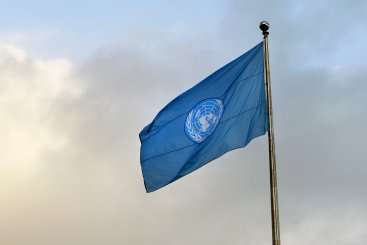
[0, 44, 80, 168]
[0, 45, 84, 244]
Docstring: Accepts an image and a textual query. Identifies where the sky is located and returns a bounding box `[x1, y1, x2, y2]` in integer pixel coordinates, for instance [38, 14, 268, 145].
[0, 0, 366, 244]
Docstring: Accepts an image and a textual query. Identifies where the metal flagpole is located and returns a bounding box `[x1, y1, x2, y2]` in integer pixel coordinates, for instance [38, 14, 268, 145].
[259, 21, 281, 245]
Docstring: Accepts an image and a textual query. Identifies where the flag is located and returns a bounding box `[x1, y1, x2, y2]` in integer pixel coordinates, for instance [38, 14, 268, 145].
[139, 42, 268, 192]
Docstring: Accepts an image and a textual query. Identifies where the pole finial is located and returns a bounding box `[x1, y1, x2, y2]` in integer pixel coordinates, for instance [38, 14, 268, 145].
[259, 21, 270, 36]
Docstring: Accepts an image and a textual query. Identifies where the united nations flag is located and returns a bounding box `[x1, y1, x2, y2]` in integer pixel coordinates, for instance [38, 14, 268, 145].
[139, 42, 268, 192]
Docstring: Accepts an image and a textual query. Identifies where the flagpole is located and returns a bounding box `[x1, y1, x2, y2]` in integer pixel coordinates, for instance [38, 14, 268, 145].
[260, 21, 281, 245]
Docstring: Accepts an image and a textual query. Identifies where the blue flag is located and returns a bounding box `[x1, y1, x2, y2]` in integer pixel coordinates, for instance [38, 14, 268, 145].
[139, 42, 268, 192]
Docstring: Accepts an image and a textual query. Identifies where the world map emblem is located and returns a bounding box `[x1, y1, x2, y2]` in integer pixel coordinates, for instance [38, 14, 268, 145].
[185, 98, 224, 143]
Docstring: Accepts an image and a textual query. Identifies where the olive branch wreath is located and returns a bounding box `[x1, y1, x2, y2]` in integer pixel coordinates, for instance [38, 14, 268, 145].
[185, 112, 203, 143]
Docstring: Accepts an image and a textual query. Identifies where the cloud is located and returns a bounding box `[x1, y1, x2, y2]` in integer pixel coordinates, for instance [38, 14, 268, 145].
[0, 44, 82, 244]
[282, 205, 367, 245]
[0, 44, 79, 175]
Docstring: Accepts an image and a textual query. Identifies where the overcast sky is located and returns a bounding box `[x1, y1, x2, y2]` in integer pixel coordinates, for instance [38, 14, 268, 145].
[1, 1, 366, 244]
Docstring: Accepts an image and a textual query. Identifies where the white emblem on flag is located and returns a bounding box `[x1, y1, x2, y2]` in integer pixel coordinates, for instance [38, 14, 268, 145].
[185, 98, 224, 143]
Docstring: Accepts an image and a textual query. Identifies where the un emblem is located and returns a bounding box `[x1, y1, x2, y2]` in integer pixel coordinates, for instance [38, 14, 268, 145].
[185, 98, 224, 143]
